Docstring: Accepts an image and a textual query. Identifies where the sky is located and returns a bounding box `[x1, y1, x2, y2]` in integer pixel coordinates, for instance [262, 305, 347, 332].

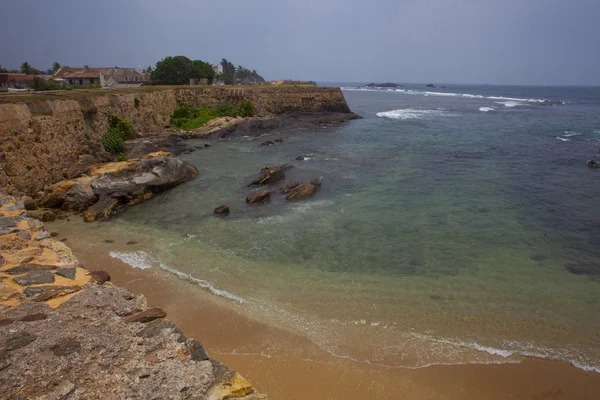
[1, 0, 599, 86]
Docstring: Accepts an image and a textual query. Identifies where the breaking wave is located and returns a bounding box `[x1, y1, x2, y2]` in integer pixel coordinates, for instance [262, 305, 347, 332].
[479, 107, 495, 112]
[342, 87, 555, 104]
[109, 250, 245, 303]
[376, 108, 458, 120]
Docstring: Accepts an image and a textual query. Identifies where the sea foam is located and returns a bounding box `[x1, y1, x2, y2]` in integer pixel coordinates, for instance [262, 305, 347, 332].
[109, 250, 246, 303]
[376, 108, 457, 120]
[479, 107, 495, 112]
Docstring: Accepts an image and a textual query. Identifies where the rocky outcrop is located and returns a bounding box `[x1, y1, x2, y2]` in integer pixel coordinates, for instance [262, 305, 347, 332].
[246, 190, 272, 204]
[40, 152, 198, 222]
[286, 183, 317, 200]
[0, 87, 358, 197]
[248, 165, 290, 187]
[0, 194, 265, 399]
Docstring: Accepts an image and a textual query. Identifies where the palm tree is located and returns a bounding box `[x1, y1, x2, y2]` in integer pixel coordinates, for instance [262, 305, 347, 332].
[52, 62, 61, 73]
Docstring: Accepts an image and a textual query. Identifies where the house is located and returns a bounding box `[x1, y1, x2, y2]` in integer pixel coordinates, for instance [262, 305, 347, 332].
[213, 64, 223, 76]
[53, 67, 149, 88]
[0, 73, 38, 91]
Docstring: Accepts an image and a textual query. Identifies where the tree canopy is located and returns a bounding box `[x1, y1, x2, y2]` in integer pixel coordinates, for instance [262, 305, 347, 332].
[20, 62, 43, 75]
[219, 58, 265, 85]
[150, 56, 214, 85]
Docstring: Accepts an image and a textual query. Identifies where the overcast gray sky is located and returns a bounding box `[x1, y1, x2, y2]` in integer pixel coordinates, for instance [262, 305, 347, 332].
[1, 0, 598, 85]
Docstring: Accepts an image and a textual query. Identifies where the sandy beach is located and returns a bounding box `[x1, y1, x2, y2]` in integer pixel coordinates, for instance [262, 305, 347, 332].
[53, 220, 600, 400]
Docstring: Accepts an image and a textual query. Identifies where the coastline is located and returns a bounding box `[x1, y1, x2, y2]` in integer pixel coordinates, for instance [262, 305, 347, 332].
[51, 217, 600, 400]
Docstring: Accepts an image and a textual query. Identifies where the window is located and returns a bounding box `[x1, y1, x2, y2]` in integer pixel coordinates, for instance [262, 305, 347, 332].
[79, 79, 83, 85]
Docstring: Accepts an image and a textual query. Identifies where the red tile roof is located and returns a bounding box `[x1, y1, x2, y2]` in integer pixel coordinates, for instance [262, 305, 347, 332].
[54, 67, 113, 79]
[0, 73, 38, 82]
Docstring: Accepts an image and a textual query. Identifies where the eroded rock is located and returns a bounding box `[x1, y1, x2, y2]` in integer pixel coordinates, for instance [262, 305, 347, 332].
[214, 205, 230, 216]
[246, 190, 272, 204]
[14, 271, 55, 286]
[123, 307, 167, 324]
[286, 184, 316, 200]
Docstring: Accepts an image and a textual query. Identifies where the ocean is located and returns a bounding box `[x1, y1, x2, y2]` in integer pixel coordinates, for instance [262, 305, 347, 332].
[63, 83, 600, 372]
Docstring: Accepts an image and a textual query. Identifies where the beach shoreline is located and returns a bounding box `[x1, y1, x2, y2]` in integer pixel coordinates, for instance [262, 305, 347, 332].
[51, 217, 600, 400]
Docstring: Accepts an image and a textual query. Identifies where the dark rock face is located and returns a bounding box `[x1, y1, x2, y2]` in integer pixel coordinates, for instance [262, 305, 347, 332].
[5, 263, 55, 275]
[587, 160, 598, 169]
[0, 216, 21, 228]
[426, 84, 436, 88]
[67, 155, 98, 179]
[88, 270, 111, 285]
[13, 271, 56, 286]
[24, 286, 82, 302]
[185, 339, 209, 361]
[4, 332, 37, 351]
[123, 307, 167, 324]
[565, 263, 600, 276]
[19, 313, 48, 322]
[286, 184, 316, 201]
[136, 319, 185, 343]
[55, 268, 77, 280]
[50, 339, 82, 356]
[246, 190, 272, 204]
[261, 140, 275, 146]
[34, 231, 51, 241]
[214, 205, 230, 216]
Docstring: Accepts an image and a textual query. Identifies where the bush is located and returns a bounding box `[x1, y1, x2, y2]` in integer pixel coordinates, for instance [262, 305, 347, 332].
[107, 114, 134, 140]
[215, 102, 238, 117]
[171, 102, 197, 119]
[238, 101, 255, 117]
[102, 128, 125, 154]
[116, 153, 128, 162]
[134, 97, 141, 108]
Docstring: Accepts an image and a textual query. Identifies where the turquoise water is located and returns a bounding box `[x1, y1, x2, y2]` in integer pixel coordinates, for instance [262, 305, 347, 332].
[91, 85, 600, 370]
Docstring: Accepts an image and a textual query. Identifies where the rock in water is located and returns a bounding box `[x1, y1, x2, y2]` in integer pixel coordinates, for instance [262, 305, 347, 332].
[214, 205, 230, 216]
[261, 140, 275, 146]
[88, 270, 111, 284]
[587, 160, 598, 169]
[246, 190, 271, 204]
[248, 166, 286, 187]
[286, 184, 316, 200]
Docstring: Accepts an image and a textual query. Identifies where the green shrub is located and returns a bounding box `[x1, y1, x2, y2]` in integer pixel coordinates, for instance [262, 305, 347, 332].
[238, 101, 255, 117]
[134, 97, 141, 108]
[102, 128, 125, 154]
[171, 102, 197, 119]
[215, 102, 238, 117]
[107, 114, 134, 140]
[116, 153, 128, 162]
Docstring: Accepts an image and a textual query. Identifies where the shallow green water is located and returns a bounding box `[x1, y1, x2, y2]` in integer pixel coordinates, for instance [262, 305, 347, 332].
[78, 85, 600, 370]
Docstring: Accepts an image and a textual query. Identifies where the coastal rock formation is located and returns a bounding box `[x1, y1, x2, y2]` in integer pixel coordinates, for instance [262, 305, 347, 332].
[40, 152, 198, 222]
[248, 165, 290, 187]
[286, 183, 317, 201]
[0, 194, 265, 399]
[0, 86, 356, 197]
[214, 205, 230, 216]
[246, 190, 272, 204]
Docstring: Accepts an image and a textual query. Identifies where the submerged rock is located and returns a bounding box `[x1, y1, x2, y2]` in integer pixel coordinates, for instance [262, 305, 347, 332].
[248, 165, 287, 187]
[587, 160, 598, 169]
[214, 205, 230, 216]
[565, 263, 600, 276]
[246, 190, 272, 204]
[286, 184, 316, 201]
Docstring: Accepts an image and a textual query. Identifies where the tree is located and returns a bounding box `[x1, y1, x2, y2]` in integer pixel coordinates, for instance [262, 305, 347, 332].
[145, 66, 153, 73]
[191, 60, 215, 83]
[84, 64, 89, 69]
[151, 56, 193, 85]
[52, 62, 61, 73]
[0, 65, 7, 73]
[20, 62, 33, 74]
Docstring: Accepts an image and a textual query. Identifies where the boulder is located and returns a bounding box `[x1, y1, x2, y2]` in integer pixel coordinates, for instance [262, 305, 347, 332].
[248, 165, 288, 187]
[214, 205, 230, 216]
[309, 178, 322, 187]
[286, 184, 316, 201]
[88, 270, 111, 284]
[123, 307, 167, 324]
[22, 196, 37, 210]
[67, 155, 98, 179]
[426, 84, 436, 88]
[41, 153, 198, 222]
[261, 140, 275, 146]
[274, 138, 283, 143]
[587, 160, 598, 169]
[246, 190, 271, 204]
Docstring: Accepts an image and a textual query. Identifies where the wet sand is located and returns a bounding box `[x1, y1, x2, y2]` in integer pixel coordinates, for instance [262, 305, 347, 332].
[54, 223, 600, 400]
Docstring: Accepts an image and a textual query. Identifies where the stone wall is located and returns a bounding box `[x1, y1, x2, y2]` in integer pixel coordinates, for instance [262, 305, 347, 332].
[0, 87, 352, 196]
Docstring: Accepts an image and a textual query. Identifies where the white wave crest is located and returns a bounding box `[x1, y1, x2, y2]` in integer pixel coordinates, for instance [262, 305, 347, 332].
[479, 107, 495, 112]
[158, 262, 246, 303]
[376, 108, 458, 120]
[495, 100, 526, 108]
[109, 250, 154, 270]
[342, 87, 552, 104]
[109, 250, 245, 303]
[562, 131, 582, 137]
[556, 137, 570, 142]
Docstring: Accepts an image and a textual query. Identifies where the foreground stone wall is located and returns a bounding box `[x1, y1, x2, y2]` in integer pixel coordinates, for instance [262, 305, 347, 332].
[0, 87, 351, 196]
